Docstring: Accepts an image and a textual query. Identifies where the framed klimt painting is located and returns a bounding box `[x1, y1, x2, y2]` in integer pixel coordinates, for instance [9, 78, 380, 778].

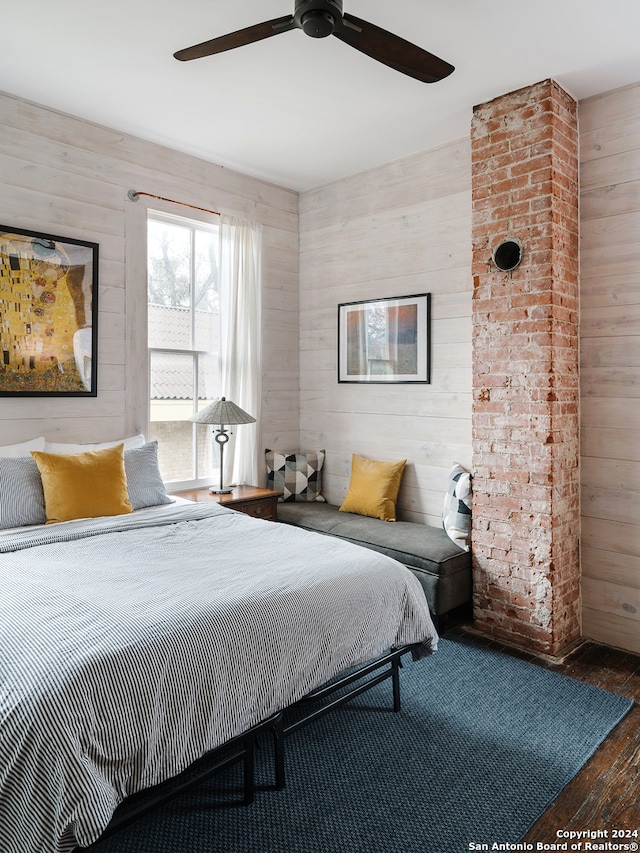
[338, 293, 430, 383]
[0, 225, 98, 396]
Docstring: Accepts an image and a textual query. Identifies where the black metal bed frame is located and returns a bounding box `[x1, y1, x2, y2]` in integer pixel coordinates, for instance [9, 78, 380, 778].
[85, 644, 415, 847]
[271, 644, 409, 790]
[91, 712, 278, 844]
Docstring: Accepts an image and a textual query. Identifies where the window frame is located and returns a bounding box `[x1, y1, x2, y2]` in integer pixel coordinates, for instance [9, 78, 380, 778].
[147, 209, 220, 491]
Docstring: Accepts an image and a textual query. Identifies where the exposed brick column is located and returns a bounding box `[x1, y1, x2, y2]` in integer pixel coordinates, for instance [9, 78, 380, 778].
[470, 79, 580, 657]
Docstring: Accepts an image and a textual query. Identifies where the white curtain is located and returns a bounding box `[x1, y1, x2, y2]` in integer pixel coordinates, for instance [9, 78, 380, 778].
[219, 215, 262, 486]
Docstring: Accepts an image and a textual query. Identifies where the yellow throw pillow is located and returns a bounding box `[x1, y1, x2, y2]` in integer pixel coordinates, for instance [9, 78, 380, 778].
[31, 443, 134, 524]
[339, 454, 407, 522]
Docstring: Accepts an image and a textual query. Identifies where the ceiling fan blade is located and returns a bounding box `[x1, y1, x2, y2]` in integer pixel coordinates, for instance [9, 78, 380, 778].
[334, 13, 454, 83]
[174, 15, 296, 61]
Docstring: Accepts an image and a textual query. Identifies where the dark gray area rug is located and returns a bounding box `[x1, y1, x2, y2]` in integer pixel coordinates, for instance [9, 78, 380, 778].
[88, 635, 633, 853]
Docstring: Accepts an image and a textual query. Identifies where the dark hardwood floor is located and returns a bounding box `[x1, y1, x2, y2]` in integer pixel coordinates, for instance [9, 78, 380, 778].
[449, 625, 640, 840]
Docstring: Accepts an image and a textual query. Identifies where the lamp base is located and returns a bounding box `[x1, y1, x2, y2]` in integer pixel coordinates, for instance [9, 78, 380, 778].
[210, 487, 234, 495]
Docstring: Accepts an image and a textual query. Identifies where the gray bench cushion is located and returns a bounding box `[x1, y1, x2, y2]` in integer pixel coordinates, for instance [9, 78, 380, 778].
[276, 502, 472, 616]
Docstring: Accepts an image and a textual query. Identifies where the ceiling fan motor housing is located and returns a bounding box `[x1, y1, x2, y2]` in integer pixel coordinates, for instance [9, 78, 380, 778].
[295, 0, 343, 37]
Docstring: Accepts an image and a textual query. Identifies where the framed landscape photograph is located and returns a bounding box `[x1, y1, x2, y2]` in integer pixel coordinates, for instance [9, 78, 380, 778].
[338, 293, 430, 383]
[0, 225, 98, 396]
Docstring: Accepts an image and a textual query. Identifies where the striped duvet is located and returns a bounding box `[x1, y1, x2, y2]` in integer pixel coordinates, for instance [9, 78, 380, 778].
[0, 502, 437, 853]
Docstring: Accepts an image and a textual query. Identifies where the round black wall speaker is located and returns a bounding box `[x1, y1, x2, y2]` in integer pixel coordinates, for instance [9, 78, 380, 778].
[492, 239, 523, 271]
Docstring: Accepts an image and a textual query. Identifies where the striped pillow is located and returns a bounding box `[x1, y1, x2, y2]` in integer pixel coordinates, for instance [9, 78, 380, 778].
[124, 441, 173, 510]
[0, 457, 46, 529]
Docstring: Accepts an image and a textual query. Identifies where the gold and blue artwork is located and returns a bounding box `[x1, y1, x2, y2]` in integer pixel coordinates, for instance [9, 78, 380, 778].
[0, 226, 98, 396]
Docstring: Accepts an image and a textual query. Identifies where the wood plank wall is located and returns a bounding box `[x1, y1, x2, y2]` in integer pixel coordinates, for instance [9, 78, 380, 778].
[579, 82, 640, 654]
[298, 140, 473, 525]
[2, 80, 638, 653]
[0, 91, 299, 456]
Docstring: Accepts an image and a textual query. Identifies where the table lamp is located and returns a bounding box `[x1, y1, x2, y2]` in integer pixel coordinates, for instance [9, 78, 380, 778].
[189, 396, 256, 494]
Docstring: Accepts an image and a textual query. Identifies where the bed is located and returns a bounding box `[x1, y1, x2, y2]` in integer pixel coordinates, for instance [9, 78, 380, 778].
[0, 438, 437, 853]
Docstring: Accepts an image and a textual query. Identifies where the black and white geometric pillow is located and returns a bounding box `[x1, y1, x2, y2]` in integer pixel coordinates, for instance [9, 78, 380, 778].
[265, 449, 326, 502]
[442, 462, 472, 551]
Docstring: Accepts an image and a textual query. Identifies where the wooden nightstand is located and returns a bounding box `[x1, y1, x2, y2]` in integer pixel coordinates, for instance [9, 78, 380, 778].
[175, 485, 282, 521]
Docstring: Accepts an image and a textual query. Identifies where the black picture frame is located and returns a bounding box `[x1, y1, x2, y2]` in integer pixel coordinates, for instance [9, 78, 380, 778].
[338, 293, 430, 383]
[0, 225, 98, 396]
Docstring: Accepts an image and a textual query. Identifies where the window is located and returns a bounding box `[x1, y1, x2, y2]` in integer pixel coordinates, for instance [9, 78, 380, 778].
[147, 211, 220, 487]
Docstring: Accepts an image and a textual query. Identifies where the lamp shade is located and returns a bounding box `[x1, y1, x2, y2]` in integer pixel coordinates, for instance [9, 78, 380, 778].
[189, 396, 256, 426]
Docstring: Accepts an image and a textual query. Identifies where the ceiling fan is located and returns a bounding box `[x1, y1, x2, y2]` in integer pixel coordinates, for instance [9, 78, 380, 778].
[174, 0, 454, 84]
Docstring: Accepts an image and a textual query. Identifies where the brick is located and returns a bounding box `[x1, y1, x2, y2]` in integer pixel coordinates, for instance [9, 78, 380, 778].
[470, 79, 579, 656]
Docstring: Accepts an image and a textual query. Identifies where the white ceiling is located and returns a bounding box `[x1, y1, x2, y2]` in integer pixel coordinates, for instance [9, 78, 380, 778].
[3, 1, 640, 192]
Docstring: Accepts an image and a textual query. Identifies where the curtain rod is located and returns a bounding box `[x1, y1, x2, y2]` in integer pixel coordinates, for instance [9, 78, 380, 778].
[127, 189, 220, 217]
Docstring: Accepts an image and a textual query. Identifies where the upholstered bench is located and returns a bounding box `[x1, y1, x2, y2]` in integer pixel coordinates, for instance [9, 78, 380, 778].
[276, 502, 472, 620]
